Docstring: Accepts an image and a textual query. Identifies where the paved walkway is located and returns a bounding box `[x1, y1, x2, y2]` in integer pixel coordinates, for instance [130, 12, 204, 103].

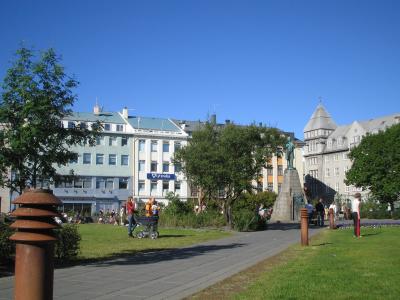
[1, 224, 322, 300]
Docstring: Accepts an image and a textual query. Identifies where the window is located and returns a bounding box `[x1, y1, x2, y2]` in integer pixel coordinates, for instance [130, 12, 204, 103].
[334, 167, 340, 176]
[267, 167, 273, 175]
[121, 155, 129, 166]
[96, 154, 104, 165]
[343, 152, 349, 160]
[74, 177, 83, 188]
[151, 141, 158, 152]
[163, 181, 169, 195]
[139, 140, 145, 152]
[325, 168, 330, 177]
[267, 183, 273, 191]
[163, 162, 169, 173]
[119, 178, 128, 189]
[136, 160, 144, 172]
[96, 178, 105, 189]
[109, 154, 116, 165]
[335, 182, 340, 192]
[121, 136, 128, 146]
[277, 165, 283, 176]
[138, 181, 145, 193]
[345, 166, 350, 174]
[68, 121, 75, 129]
[83, 153, 91, 164]
[116, 124, 123, 132]
[96, 136, 105, 145]
[151, 161, 158, 172]
[163, 142, 170, 153]
[105, 178, 114, 189]
[175, 181, 181, 194]
[174, 142, 181, 152]
[325, 155, 330, 162]
[151, 181, 157, 194]
[309, 170, 318, 179]
[109, 136, 117, 146]
[69, 156, 78, 164]
[83, 177, 92, 188]
[104, 123, 111, 131]
[175, 163, 182, 173]
[334, 154, 339, 161]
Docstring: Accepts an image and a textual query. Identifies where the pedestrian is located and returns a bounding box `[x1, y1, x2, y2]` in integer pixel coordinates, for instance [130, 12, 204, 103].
[145, 197, 154, 217]
[305, 202, 314, 225]
[351, 193, 362, 237]
[120, 205, 125, 226]
[315, 198, 325, 227]
[126, 196, 137, 237]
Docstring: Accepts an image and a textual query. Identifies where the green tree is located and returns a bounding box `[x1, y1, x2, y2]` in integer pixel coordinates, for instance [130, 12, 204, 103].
[345, 124, 400, 210]
[174, 122, 284, 227]
[0, 47, 100, 195]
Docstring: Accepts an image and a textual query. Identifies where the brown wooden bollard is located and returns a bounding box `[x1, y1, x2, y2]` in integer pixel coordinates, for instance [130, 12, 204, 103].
[329, 208, 336, 229]
[9, 189, 62, 300]
[300, 208, 309, 246]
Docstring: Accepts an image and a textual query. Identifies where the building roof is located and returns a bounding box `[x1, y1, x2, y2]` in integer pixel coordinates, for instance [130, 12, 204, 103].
[359, 113, 400, 133]
[304, 104, 337, 132]
[127, 116, 181, 132]
[64, 112, 125, 124]
[327, 113, 400, 138]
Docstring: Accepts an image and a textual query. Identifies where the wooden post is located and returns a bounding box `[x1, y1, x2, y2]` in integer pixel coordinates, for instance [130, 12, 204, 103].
[329, 208, 336, 229]
[10, 189, 62, 300]
[300, 208, 309, 246]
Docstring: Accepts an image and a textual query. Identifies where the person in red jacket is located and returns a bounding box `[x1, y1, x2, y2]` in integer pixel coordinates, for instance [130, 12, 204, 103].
[126, 196, 137, 237]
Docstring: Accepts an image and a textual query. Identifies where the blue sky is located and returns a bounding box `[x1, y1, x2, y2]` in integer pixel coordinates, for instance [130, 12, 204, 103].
[0, 0, 399, 138]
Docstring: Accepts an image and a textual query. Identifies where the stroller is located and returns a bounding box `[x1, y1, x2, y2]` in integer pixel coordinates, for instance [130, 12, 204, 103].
[135, 216, 159, 239]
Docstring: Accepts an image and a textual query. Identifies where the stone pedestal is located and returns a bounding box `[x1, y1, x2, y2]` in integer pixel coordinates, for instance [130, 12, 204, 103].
[270, 169, 304, 222]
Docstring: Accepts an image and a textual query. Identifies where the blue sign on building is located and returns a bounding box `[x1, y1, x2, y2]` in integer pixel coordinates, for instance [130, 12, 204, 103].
[147, 173, 176, 180]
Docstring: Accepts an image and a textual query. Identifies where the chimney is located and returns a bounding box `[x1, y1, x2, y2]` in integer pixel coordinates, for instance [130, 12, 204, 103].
[210, 114, 217, 124]
[180, 121, 187, 130]
[122, 107, 128, 119]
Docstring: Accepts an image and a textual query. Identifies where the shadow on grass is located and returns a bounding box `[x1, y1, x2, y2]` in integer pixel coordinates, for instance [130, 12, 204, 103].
[361, 232, 382, 237]
[157, 234, 188, 238]
[53, 242, 246, 270]
[311, 242, 333, 247]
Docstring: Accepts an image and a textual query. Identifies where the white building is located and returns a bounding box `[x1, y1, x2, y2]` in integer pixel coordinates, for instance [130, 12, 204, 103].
[303, 103, 400, 202]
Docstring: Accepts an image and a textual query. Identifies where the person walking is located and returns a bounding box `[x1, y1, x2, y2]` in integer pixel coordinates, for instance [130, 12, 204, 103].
[315, 198, 325, 227]
[351, 193, 362, 237]
[305, 202, 314, 225]
[126, 196, 137, 237]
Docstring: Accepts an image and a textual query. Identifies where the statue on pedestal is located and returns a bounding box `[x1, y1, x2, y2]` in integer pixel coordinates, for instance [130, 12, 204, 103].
[285, 137, 295, 170]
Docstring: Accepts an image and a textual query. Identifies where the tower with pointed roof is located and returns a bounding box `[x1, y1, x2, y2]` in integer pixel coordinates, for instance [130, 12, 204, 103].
[303, 104, 338, 201]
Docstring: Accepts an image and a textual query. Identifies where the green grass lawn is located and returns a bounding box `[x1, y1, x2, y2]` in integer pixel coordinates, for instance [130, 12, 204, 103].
[234, 227, 400, 300]
[77, 224, 231, 260]
[189, 227, 400, 300]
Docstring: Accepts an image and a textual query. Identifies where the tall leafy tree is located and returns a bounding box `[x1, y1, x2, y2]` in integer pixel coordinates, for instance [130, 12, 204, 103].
[345, 123, 400, 210]
[174, 122, 284, 227]
[0, 47, 100, 195]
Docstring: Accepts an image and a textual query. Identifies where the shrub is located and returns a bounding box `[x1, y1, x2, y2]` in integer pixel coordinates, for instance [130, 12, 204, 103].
[233, 210, 260, 232]
[54, 224, 81, 261]
[0, 222, 15, 261]
[360, 199, 391, 219]
[232, 191, 277, 231]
